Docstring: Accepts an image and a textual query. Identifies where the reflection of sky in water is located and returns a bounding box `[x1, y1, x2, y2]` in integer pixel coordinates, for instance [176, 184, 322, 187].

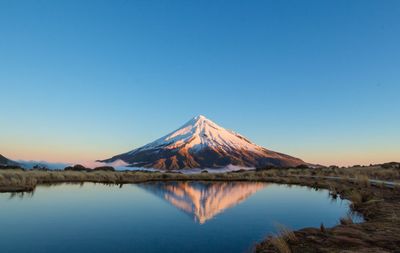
[0, 182, 359, 253]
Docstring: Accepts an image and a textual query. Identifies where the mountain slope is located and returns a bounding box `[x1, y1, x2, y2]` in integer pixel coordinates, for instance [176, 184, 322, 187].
[101, 115, 306, 170]
[0, 154, 20, 166]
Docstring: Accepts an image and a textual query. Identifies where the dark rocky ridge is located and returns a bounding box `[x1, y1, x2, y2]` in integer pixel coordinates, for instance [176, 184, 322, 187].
[0, 154, 20, 166]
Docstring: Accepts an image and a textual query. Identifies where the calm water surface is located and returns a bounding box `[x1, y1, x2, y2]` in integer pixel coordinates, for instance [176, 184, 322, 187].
[0, 182, 359, 253]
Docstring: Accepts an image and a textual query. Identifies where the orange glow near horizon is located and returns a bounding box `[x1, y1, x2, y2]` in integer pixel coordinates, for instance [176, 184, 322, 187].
[1, 135, 398, 167]
[1, 144, 399, 167]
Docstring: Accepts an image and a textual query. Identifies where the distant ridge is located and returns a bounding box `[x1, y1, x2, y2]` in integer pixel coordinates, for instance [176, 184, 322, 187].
[0, 154, 20, 166]
[101, 115, 307, 170]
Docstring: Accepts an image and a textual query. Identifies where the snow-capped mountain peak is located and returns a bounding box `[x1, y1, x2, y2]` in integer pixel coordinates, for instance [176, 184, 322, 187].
[101, 115, 306, 170]
[134, 115, 263, 155]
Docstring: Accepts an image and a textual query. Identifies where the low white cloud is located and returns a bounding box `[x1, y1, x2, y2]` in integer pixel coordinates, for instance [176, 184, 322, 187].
[18, 160, 71, 170]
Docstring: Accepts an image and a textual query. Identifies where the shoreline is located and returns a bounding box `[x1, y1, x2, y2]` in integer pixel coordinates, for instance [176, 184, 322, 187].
[1, 167, 400, 252]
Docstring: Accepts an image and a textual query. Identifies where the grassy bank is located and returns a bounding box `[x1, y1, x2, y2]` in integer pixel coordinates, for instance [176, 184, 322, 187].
[254, 174, 400, 252]
[1, 165, 400, 252]
[0, 169, 278, 192]
[1, 163, 399, 192]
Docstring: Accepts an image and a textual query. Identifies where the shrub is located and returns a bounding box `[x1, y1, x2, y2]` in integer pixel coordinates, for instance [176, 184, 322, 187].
[0, 165, 24, 170]
[256, 165, 277, 171]
[161, 173, 170, 179]
[93, 166, 115, 172]
[295, 164, 309, 169]
[64, 164, 89, 171]
[381, 162, 400, 169]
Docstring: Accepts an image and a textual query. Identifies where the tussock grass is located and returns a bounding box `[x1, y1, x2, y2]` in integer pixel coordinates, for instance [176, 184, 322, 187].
[257, 163, 400, 182]
[269, 237, 291, 253]
[340, 215, 354, 225]
[355, 175, 370, 187]
[348, 191, 363, 205]
[261, 224, 296, 253]
[328, 183, 338, 198]
[1, 163, 399, 193]
[275, 224, 297, 242]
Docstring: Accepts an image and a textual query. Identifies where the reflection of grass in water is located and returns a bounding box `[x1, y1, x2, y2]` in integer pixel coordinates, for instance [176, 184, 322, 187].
[8, 191, 35, 199]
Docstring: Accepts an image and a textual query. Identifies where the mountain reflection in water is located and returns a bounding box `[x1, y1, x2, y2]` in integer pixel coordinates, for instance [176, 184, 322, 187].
[139, 181, 267, 224]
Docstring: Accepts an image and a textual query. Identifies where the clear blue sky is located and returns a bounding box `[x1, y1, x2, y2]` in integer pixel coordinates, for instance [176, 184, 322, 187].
[0, 0, 399, 165]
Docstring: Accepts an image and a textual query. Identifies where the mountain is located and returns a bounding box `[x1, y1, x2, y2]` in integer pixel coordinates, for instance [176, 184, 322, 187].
[101, 115, 307, 170]
[0, 154, 20, 166]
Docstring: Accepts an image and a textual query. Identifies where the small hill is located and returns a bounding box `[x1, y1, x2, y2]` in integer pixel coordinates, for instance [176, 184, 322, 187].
[0, 154, 20, 166]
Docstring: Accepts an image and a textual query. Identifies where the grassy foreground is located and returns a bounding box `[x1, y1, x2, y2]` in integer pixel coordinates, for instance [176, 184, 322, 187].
[1, 164, 400, 252]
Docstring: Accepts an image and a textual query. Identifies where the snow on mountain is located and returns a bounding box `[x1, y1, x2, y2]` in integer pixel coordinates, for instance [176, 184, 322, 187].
[100, 115, 306, 170]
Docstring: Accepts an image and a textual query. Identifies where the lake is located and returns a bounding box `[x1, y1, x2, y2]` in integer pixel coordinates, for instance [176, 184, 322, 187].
[0, 181, 360, 253]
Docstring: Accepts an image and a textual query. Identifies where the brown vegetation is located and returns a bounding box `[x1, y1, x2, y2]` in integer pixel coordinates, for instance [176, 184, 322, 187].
[254, 168, 400, 253]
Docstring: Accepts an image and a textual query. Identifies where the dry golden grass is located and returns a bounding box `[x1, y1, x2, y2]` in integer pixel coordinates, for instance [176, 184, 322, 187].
[348, 191, 363, 205]
[3, 163, 396, 193]
[256, 163, 400, 183]
[275, 224, 297, 242]
[328, 183, 338, 197]
[259, 224, 296, 253]
[356, 174, 370, 187]
[340, 215, 354, 225]
[269, 237, 291, 253]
